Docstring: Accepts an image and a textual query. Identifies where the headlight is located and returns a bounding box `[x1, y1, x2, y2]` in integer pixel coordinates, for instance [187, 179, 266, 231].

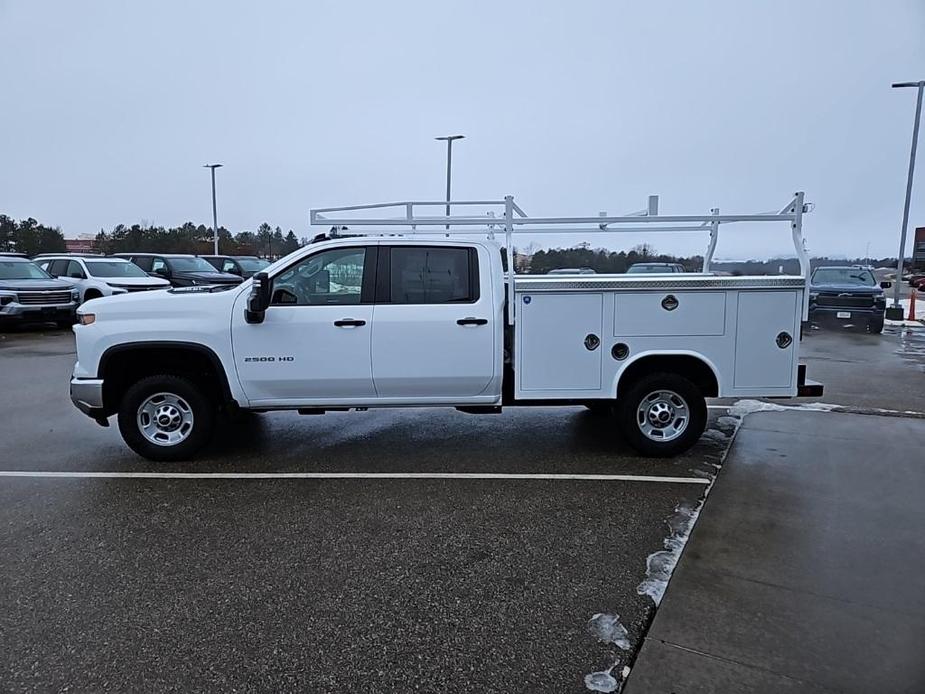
[71, 290, 80, 301]
[77, 313, 96, 326]
[0, 293, 14, 306]
[809, 292, 818, 301]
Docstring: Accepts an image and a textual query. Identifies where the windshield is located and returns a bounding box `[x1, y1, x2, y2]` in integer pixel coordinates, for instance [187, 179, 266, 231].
[85, 260, 149, 278]
[238, 258, 270, 272]
[812, 268, 876, 286]
[167, 257, 219, 272]
[0, 260, 53, 280]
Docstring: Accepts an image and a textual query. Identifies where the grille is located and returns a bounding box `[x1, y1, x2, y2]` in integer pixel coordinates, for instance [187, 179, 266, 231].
[815, 294, 874, 309]
[17, 291, 72, 305]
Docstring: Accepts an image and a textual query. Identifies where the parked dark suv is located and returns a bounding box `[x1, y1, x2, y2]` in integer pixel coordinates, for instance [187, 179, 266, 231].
[200, 255, 270, 279]
[809, 266, 889, 334]
[113, 253, 243, 288]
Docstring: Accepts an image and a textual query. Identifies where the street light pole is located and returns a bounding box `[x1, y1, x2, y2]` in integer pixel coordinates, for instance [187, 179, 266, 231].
[203, 163, 223, 255]
[890, 81, 924, 312]
[435, 135, 464, 229]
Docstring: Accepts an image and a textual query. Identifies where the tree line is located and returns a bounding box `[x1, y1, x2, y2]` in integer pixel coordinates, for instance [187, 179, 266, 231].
[1, 212, 906, 272]
[0, 215, 67, 256]
[522, 244, 901, 275]
[94, 222, 304, 258]
[1, 213, 306, 258]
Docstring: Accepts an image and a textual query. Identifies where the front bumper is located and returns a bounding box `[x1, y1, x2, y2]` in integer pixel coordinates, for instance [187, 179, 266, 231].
[0, 302, 77, 322]
[70, 378, 106, 420]
[809, 305, 883, 322]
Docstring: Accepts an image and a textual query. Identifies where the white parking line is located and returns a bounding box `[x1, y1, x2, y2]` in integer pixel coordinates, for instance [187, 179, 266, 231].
[0, 470, 710, 484]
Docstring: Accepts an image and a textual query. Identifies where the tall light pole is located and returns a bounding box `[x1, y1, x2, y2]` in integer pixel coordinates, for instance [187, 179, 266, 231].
[203, 163, 223, 255]
[435, 135, 464, 228]
[889, 81, 924, 315]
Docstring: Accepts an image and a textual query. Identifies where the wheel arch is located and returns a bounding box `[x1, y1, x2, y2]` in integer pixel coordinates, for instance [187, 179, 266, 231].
[614, 351, 720, 399]
[98, 341, 237, 415]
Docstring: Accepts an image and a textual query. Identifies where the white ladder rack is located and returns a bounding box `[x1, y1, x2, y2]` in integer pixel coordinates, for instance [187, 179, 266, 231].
[310, 193, 812, 324]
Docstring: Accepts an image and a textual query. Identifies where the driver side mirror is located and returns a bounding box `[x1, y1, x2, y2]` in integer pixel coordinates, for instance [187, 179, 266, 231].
[153, 267, 170, 278]
[245, 272, 272, 324]
[880, 281, 892, 289]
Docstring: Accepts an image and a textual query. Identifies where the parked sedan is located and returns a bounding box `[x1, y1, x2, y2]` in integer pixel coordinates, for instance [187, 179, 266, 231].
[200, 255, 270, 279]
[35, 255, 170, 302]
[112, 253, 244, 287]
[0, 256, 79, 328]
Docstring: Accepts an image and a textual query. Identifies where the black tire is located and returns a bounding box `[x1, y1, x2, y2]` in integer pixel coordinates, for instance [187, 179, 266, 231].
[117, 374, 215, 461]
[617, 372, 707, 458]
[867, 317, 884, 334]
[584, 401, 614, 416]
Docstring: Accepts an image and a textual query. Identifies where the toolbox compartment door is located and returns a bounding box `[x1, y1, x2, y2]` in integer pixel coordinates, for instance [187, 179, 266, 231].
[517, 292, 603, 392]
[734, 291, 798, 389]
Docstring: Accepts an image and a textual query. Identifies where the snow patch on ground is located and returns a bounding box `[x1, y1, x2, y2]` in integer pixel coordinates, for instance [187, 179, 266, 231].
[584, 668, 620, 693]
[726, 399, 841, 418]
[637, 500, 701, 605]
[587, 613, 631, 650]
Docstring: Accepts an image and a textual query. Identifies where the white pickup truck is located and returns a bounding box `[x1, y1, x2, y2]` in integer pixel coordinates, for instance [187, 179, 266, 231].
[70, 193, 822, 461]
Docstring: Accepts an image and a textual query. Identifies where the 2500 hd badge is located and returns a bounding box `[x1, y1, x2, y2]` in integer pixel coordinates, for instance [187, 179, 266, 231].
[243, 356, 294, 363]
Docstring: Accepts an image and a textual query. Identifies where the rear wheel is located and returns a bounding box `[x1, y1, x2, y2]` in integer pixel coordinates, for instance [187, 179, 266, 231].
[117, 374, 215, 461]
[617, 372, 707, 457]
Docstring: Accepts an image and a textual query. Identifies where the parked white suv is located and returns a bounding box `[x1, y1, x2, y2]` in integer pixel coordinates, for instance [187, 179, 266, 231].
[36, 256, 170, 303]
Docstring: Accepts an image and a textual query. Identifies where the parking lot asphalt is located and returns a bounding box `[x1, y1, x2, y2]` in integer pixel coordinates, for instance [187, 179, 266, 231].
[1, 321, 922, 692]
[0, 326, 730, 693]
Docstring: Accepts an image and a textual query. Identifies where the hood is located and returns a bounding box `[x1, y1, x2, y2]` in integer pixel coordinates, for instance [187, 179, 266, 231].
[810, 283, 882, 295]
[0, 278, 74, 292]
[172, 270, 243, 283]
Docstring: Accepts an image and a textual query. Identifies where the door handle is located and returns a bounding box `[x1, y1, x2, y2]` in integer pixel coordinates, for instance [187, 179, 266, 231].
[457, 317, 488, 326]
[334, 319, 366, 327]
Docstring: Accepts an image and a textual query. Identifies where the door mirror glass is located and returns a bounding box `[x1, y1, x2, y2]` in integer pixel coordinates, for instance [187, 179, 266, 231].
[880, 280, 892, 289]
[246, 272, 272, 324]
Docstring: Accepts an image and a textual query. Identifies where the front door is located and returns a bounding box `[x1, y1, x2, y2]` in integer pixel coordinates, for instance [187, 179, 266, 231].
[232, 245, 377, 405]
[371, 245, 495, 398]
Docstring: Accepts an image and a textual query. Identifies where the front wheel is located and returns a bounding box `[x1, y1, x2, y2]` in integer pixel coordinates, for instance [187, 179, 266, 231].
[867, 317, 884, 334]
[118, 374, 215, 461]
[617, 372, 707, 457]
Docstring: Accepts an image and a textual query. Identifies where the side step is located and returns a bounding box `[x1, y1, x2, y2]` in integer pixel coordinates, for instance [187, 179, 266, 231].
[455, 406, 503, 415]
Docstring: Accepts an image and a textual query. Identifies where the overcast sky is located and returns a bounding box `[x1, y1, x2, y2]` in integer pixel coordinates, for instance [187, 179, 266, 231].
[2, 1, 923, 259]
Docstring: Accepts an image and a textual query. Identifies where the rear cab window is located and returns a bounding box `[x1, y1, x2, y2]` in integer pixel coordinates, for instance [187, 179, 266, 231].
[377, 246, 479, 304]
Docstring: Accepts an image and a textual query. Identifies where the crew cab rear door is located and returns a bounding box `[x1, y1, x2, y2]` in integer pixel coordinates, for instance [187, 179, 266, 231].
[370, 244, 496, 398]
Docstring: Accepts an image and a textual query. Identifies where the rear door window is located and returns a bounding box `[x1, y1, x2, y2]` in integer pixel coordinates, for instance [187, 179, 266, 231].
[48, 259, 68, 277]
[133, 256, 153, 271]
[382, 247, 478, 304]
[65, 260, 85, 278]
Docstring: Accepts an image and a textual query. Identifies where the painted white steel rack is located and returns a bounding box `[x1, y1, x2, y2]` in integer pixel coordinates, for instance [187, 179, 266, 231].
[310, 192, 813, 323]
